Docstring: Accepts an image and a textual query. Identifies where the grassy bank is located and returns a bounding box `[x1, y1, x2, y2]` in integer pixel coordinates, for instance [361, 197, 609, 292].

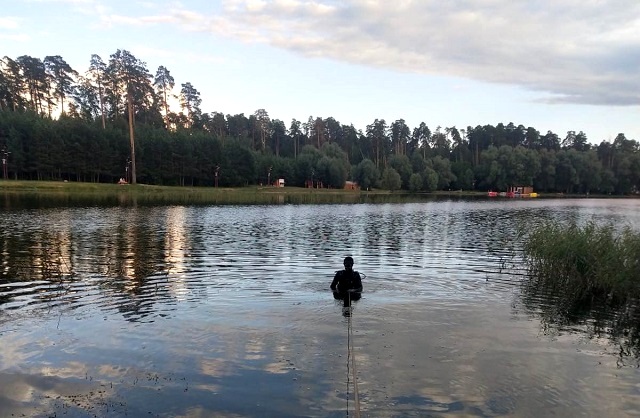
[0, 179, 482, 205]
[0, 179, 348, 194]
[522, 220, 640, 302]
[0, 180, 352, 205]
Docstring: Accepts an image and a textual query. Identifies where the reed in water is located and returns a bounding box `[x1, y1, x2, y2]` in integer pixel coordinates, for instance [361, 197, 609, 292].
[522, 220, 640, 303]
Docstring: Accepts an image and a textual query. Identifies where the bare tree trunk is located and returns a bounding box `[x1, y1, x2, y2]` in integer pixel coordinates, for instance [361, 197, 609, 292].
[99, 82, 106, 129]
[127, 91, 137, 184]
[163, 89, 169, 121]
[475, 143, 479, 166]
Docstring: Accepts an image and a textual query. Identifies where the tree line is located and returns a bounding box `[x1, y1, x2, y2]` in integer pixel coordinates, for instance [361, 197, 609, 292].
[1, 50, 639, 193]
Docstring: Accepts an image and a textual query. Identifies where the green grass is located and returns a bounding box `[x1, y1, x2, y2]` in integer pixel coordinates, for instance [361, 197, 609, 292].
[522, 220, 640, 303]
[0, 179, 466, 205]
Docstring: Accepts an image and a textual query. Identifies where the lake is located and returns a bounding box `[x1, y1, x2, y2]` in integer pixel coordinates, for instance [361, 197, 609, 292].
[1, 197, 639, 417]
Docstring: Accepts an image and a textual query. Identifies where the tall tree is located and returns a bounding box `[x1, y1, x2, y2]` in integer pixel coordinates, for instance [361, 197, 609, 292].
[524, 126, 541, 149]
[562, 131, 577, 149]
[412, 122, 431, 159]
[227, 113, 249, 139]
[16, 55, 49, 114]
[108, 49, 153, 184]
[88, 54, 108, 128]
[390, 119, 410, 155]
[269, 119, 286, 156]
[310, 117, 326, 148]
[179, 82, 201, 129]
[44, 55, 78, 115]
[540, 130, 561, 150]
[341, 124, 361, 164]
[448, 126, 464, 162]
[324, 117, 342, 144]
[154, 66, 174, 125]
[431, 126, 450, 157]
[505, 122, 525, 147]
[253, 109, 270, 151]
[70, 75, 99, 121]
[289, 118, 303, 158]
[366, 119, 388, 168]
[573, 131, 589, 152]
[205, 112, 227, 139]
[0, 56, 25, 111]
[0, 66, 8, 111]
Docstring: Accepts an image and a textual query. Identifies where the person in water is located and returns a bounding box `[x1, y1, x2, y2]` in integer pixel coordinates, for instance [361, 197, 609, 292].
[331, 256, 363, 308]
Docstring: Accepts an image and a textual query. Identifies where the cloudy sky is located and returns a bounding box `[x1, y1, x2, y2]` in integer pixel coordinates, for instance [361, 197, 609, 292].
[2, 0, 639, 143]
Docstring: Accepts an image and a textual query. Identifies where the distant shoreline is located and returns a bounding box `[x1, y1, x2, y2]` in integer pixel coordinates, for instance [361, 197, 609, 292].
[0, 180, 636, 203]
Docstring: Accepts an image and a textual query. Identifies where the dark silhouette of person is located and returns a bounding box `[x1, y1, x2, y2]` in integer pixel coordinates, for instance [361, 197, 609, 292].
[331, 256, 362, 311]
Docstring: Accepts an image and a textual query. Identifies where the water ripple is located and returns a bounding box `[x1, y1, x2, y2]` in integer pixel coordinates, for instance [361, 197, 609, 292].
[1, 199, 640, 416]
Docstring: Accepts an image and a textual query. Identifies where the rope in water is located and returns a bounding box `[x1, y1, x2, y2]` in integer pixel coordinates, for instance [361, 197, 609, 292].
[346, 303, 350, 416]
[346, 291, 361, 418]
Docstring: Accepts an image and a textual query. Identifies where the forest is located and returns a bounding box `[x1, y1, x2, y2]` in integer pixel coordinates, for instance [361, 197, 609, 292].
[1, 50, 639, 194]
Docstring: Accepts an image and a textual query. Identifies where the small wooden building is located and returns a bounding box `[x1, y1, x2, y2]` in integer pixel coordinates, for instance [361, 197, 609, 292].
[509, 186, 534, 195]
[344, 181, 359, 190]
[509, 186, 533, 195]
[490, 186, 538, 197]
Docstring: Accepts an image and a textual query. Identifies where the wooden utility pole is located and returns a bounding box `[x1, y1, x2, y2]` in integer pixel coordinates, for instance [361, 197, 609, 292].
[1, 147, 9, 180]
[127, 90, 137, 184]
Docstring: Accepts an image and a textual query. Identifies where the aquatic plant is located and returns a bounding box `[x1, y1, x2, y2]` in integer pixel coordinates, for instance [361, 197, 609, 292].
[519, 220, 640, 366]
[522, 220, 640, 303]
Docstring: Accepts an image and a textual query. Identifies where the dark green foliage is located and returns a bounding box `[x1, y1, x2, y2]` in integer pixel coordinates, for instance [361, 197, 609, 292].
[1, 99, 638, 191]
[422, 167, 438, 191]
[316, 156, 347, 188]
[221, 139, 255, 187]
[317, 142, 349, 188]
[410, 152, 426, 174]
[451, 162, 474, 190]
[430, 156, 456, 190]
[408, 173, 422, 192]
[388, 154, 412, 189]
[352, 159, 378, 190]
[1, 51, 639, 192]
[381, 167, 401, 191]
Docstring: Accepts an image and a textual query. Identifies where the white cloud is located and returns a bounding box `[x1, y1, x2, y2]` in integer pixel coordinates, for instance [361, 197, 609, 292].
[245, 0, 268, 12]
[193, 0, 640, 106]
[83, 0, 640, 106]
[0, 17, 21, 30]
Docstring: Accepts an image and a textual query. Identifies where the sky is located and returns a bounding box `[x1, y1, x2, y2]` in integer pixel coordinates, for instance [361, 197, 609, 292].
[1, 0, 639, 144]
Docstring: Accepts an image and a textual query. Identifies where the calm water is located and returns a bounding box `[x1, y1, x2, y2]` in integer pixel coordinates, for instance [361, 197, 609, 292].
[1, 198, 639, 417]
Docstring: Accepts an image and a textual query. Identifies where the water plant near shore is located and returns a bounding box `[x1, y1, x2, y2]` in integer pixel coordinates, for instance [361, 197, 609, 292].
[522, 220, 640, 303]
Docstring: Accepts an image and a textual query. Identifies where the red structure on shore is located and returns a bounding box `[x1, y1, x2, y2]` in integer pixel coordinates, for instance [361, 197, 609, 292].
[488, 186, 537, 197]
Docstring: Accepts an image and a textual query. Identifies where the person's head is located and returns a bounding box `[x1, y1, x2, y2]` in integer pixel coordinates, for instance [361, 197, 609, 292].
[343, 256, 354, 271]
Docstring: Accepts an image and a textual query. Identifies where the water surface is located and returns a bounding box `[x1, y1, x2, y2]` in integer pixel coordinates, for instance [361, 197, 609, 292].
[1, 198, 639, 417]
